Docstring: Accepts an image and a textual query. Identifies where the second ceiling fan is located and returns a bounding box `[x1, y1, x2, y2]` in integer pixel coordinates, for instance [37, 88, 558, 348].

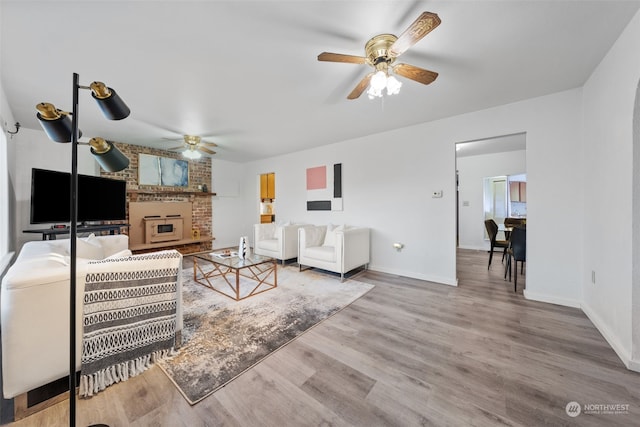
[318, 11, 441, 100]
[166, 135, 217, 159]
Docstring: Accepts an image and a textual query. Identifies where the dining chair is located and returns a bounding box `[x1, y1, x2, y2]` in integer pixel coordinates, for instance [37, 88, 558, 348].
[484, 219, 509, 269]
[505, 226, 526, 291]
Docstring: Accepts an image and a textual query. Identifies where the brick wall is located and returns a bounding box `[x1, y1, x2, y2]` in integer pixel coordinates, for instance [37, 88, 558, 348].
[100, 142, 213, 253]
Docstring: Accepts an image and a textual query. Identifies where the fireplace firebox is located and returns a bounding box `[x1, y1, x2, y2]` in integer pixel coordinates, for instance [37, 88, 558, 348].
[144, 214, 184, 243]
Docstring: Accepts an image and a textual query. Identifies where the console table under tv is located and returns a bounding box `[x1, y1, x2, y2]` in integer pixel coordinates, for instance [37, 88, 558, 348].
[24, 223, 130, 240]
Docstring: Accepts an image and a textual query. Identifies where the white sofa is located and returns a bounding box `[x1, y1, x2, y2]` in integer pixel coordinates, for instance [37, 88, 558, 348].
[253, 222, 308, 263]
[298, 225, 370, 281]
[1, 234, 183, 399]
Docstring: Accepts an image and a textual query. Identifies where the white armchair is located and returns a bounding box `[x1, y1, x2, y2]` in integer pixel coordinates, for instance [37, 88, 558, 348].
[298, 225, 370, 281]
[253, 223, 307, 263]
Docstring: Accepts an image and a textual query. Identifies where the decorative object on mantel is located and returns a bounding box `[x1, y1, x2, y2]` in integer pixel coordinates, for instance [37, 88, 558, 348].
[191, 229, 200, 240]
[238, 236, 248, 259]
[157, 264, 374, 404]
[139, 153, 189, 187]
[202, 183, 208, 192]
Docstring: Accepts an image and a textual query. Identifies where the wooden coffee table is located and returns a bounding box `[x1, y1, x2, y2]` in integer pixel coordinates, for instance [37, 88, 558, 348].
[192, 252, 277, 301]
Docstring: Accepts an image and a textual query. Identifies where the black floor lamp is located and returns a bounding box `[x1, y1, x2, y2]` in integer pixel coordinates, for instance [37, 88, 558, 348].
[35, 73, 130, 427]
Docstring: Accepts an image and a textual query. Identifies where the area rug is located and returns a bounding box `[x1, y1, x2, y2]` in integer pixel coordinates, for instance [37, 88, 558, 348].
[157, 264, 374, 405]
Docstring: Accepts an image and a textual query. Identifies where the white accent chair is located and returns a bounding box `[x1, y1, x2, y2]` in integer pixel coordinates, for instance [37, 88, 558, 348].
[253, 223, 307, 264]
[298, 225, 370, 281]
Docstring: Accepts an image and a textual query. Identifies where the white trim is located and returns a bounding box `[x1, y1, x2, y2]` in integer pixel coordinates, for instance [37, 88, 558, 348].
[581, 302, 638, 372]
[457, 244, 489, 251]
[523, 289, 581, 308]
[369, 265, 458, 287]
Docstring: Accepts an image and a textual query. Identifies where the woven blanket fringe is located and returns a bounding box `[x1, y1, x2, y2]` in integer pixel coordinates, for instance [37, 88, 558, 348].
[79, 348, 175, 398]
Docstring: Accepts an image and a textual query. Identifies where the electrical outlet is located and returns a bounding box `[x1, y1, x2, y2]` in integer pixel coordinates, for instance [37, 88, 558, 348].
[432, 190, 443, 198]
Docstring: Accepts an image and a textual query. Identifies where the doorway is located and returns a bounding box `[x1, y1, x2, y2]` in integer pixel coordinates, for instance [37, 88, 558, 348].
[455, 132, 526, 251]
[259, 172, 276, 224]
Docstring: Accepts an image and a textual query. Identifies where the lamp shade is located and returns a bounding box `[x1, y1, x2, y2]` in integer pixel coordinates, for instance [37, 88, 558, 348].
[36, 102, 82, 142]
[91, 87, 130, 120]
[89, 139, 130, 172]
[36, 113, 74, 142]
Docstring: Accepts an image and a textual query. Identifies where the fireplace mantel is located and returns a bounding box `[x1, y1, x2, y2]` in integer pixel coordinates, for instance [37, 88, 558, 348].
[128, 190, 216, 202]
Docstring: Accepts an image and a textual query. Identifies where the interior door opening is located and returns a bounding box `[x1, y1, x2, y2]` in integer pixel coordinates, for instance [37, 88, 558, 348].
[259, 172, 276, 224]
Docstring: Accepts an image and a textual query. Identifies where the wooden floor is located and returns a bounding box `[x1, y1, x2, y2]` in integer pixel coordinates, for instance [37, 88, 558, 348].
[6, 249, 640, 426]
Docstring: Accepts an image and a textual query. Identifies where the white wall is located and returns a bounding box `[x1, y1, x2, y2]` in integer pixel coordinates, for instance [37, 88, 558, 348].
[634, 77, 640, 370]
[210, 158, 247, 249]
[241, 126, 457, 285]
[0, 79, 17, 257]
[457, 149, 526, 250]
[238, 88, 583, 299]
[582, 9, 640, 370]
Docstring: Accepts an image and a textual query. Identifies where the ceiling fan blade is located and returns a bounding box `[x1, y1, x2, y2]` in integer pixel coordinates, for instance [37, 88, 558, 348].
[389, 12, 441, 57]
[167, 145, 186, 151]
[201, 141, 218, 147]
[199, 147, 216, 155]
[393, 63, 438, 85]
[318, 52, 367, 64]
[347, 73, 373, 100]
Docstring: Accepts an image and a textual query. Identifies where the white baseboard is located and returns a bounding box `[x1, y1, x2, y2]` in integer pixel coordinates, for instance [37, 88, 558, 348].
[580, 302, 638, 372]
[368, 265, 458, 287]
[457, 245, 487, 251]
[523, 289, 581, 308]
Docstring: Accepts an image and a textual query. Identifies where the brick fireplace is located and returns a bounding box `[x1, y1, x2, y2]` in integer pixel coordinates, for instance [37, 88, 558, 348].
[100, 142, 214, 254]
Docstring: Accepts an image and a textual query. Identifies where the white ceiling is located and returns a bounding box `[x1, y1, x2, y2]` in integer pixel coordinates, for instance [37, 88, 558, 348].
[2, 1, 639, 162]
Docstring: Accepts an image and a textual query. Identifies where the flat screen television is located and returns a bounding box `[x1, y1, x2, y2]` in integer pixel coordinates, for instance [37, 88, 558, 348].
[30, 168, 127, 224]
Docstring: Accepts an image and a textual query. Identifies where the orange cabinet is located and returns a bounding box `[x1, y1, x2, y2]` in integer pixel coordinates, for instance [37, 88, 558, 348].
[260, 173, 275, 200]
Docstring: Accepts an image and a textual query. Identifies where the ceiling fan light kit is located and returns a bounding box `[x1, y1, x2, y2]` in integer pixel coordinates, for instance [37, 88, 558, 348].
[165, 134, 217, 159]
[366, 61, 403, 99]
[317, 11, 441, 100]
[183, 148, 202, 159]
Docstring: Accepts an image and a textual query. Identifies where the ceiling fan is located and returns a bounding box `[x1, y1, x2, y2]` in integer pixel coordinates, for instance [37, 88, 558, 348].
[165, 135, 217, 159]
[317, 11, 441, 100]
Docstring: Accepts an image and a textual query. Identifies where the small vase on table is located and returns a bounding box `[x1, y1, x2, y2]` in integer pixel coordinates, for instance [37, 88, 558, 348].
[238, 236, 248, 260]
